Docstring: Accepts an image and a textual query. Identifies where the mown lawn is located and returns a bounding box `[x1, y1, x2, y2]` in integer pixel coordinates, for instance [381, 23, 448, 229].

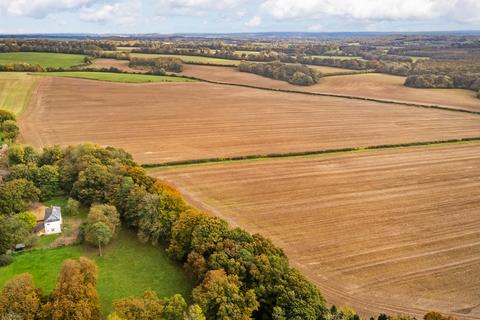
[0, 72, 38, 114]
[0, 230, 193, 315]
[32, 71, 195, 83]
[130, 53, 240, 66]
[0, 52, 86, 68]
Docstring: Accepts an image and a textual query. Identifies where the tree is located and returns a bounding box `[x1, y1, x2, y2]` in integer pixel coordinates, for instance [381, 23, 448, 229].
[35, 165, 60, 200]
[72, 163, 117, 204]
[86, 222, 112, 256]
[17, 212, 36, 229]
[6, 144, 38, 166]
[0, 110, 15, 124]
[0, 216, 30, 254]
[424, 312, 457, 320]
[113, 290, 165, 320]
[184, 305, 206, 320]
[45, 257, 100, 320]
[0, 179, 40, 215]
[163, 294, 187, 320]
[0, 273, 41, 320]
[1, 120, 19, 142]
[64, 198, 80, 216]
[87, 204, 121, 235]
[192, 269, 259, 320]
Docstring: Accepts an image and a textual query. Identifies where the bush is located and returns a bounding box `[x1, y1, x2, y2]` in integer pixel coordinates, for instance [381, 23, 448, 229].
[0, 255, 14, 267]
[17, 212, 37, 229]
[65, 198, 80, 216]
[1, 120, 19, 142]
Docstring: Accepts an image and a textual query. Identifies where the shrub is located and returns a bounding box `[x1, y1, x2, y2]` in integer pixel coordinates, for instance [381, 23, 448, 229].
[1, 120, 19, 141]
[0, 255, 14, 267]
[17, 212, 37, 229]
[64, 198, 80, 216]
[0, 110, 15, 124]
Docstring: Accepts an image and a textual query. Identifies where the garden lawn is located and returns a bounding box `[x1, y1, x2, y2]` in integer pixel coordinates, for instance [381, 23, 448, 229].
[0, 230, 193, 315]
[0, 52, 86, 68]
[0, 72, 37, 114]
[33, 72, 195, 83]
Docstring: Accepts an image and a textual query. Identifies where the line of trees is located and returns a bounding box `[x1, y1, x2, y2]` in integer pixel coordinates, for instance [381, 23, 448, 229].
[239, 61, 320, 86]
[1, 142, 328, 319]
[0, 140, 466, 319]
[129, 57, 183, 73]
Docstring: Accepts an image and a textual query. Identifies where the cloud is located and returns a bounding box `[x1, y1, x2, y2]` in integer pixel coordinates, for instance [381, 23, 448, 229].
[156, 0, 247, 16]
[308, 24, 323, 31]
[80, 0, 141, 25]
[1, 0, 93, 18]
[260, 0, 480, 24]
[245, 15, 261, 26]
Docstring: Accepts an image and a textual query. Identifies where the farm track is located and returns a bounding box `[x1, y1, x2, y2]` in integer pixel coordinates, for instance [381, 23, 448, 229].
[19, 77, 480, 164]
[152, 143, 480, 319]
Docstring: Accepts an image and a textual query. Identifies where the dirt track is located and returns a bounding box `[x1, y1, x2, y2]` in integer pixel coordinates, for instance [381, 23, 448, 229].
[152, 143, 480, 319]
[19, 77, 480, 164]
[179, 65, 480, 112]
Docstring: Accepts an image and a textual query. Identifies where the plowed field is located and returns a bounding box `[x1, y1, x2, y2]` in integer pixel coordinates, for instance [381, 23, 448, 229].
[152, 143, 480, 319]
[19, 77, 480, 164]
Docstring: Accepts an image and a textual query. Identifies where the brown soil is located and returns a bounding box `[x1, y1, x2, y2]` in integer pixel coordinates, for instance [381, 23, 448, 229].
[90, 59, 147, 73]
[19, 77, 480, 164]
[152, 143, 480, 319]
[178, 65, 480, 112]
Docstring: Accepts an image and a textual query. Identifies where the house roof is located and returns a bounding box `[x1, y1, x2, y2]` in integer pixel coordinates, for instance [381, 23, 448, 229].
[44, 206, 62, 222]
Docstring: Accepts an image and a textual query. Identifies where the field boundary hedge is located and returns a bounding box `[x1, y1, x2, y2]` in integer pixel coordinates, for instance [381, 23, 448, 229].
[142, 137, 480, 169]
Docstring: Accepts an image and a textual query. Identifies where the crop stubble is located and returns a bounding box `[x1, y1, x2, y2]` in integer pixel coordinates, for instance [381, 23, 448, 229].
[152, 143, 480, 319]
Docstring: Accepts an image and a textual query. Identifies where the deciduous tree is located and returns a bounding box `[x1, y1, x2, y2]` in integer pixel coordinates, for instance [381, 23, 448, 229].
[45, 257, 100, 320]
[0, 273, 40, 320]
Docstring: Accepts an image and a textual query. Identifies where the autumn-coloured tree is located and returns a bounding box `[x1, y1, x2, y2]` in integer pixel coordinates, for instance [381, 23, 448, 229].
[192, 269, 259, 320]
[45, 257, 100, 320]
[184, 304, 206, 320]
[86, 222, 113, 256]
[0, 273, 41, 320]
[113, 290, 164, 320]
[424, 312, 457, 320]
[87, 204, 121, 235]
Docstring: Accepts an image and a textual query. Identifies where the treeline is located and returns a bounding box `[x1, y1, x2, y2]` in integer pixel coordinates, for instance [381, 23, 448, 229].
[0, 63, 45, 72]
[298, 57, 412, 76]
[405, 60, 480, 92]
[239, 61, 320, 86]
[131, 46, 290, 62]
[0, 39, 116, 55]
[129, 57, 183, 73]
[1, 142, 328, 319]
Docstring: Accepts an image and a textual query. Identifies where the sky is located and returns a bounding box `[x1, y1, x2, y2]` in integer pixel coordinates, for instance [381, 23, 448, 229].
[0, 0, 480, 34]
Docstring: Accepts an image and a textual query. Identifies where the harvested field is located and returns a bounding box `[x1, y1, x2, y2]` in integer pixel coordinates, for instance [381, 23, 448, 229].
[152, 143, 480, 319]
[179, 65, 480, 112]
[90, 58, 146, 73]
[314, 73, 480, 113]
[20, 76, 480, 164]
